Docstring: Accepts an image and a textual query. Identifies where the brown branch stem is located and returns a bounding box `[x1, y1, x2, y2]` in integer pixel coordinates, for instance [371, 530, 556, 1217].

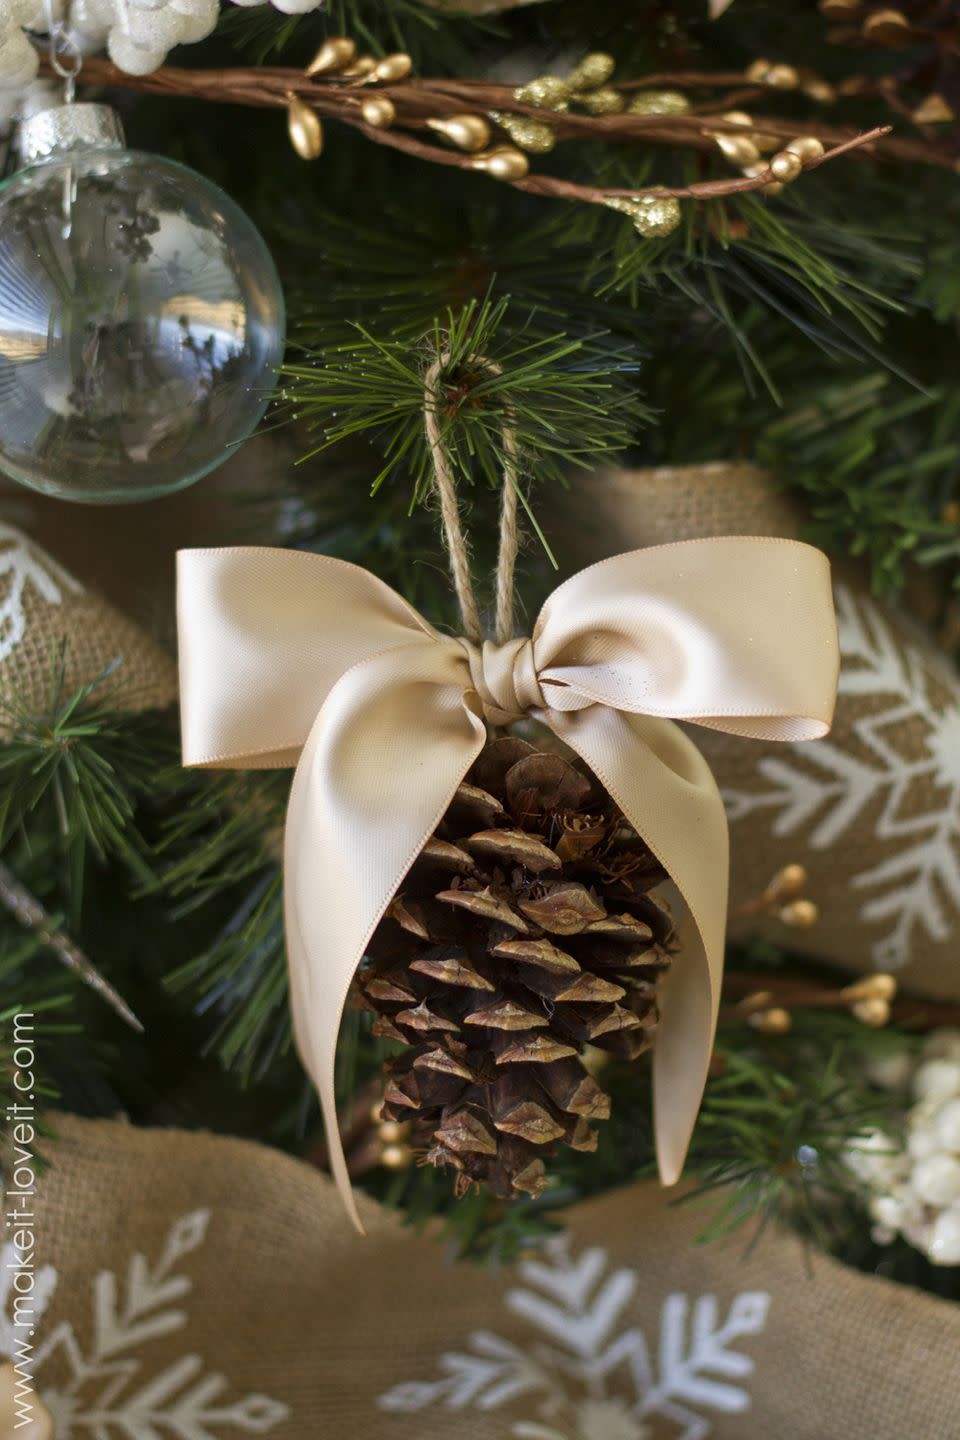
[721, 969, 960, 1032]
[43, 56, 902, 207]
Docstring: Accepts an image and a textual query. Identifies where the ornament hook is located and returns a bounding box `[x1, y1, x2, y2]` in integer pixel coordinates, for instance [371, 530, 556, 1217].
[44, 0, 83, 106]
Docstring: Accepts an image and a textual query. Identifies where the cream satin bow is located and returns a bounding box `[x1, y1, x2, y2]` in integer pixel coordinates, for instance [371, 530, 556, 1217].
[177, 536, 838, 1231]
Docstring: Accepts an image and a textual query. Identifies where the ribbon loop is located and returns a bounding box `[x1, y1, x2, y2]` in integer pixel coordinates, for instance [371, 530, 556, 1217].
[177, 535, 840, 1232]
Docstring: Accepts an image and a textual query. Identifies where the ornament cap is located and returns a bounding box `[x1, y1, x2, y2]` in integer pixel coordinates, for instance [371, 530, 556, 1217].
[18, 103, 125, 167]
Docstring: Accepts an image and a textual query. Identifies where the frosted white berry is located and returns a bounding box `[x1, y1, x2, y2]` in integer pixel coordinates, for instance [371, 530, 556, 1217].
[107, 29, 166, 75]
[907, 1122, 940, 1161]
[913, 1153, 960, 1206]
[913, 1058, 960, 1104]
[936, 1097, 960, 1153]
[869, 1191, 908, 1229]
[927, 1208, 960, 1266]
[124, 7, 183, 52]
[866, 1050, 915, 1092]
[0, 27, 39, 90]
[846, 1128, 905, 1188]
[922, 1029, 960, 1063]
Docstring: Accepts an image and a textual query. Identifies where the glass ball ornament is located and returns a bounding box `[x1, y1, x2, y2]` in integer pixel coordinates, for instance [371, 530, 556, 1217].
[0, 103, 285, 503]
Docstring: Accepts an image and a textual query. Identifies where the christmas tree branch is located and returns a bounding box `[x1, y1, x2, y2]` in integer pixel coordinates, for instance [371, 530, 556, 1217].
[284, 295, 652, 514]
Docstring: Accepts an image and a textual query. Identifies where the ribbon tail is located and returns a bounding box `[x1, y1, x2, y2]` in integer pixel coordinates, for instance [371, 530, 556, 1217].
[544, 707, 728, 1185]
[284, 640, 485, 1232]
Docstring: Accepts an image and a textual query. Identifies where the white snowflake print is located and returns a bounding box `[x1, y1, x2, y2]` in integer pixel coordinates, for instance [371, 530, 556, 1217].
[378, 1235, 770, 1440]
[1, 1210, 289, 1438]
[722, 584, 960, 969]
[0, 523, 83, 663]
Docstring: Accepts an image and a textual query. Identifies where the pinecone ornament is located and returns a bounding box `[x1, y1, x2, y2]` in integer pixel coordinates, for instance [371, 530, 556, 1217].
[352, 736, 675, 1200]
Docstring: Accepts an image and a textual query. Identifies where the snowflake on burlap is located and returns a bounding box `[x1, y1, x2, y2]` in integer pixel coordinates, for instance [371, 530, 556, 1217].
[722, 585, 960, 969]
[379, 1234, 769, 1440]
[0, 1210, 289, 1438]
[0, 522, 82, 663]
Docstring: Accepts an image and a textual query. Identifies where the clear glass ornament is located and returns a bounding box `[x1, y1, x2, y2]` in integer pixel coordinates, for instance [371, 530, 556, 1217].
[0, 103, 285, 503]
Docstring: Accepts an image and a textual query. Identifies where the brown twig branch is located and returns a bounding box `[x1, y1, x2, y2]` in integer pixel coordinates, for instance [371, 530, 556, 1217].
[53, 56, 908, 205]
[721, 969, 960, 1033]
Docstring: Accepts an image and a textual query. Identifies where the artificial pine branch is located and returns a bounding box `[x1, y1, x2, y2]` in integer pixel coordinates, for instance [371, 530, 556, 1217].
[0, 663, 174, 923]
[284, 295, 651, 528]
[150, 770, 293, 1081]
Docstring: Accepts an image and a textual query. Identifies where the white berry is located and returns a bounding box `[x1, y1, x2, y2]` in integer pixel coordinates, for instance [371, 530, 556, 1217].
[913, 1058, 960, 1104]
[928, 1209, 960, 1266]
[913, 1153, 960, 1206]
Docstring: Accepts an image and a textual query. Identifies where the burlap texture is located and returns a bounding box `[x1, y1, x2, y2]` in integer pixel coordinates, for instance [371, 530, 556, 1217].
[7, 1114, 958, 1439]
[550, 464, 960, 1000]
[0, 524, 177, 732]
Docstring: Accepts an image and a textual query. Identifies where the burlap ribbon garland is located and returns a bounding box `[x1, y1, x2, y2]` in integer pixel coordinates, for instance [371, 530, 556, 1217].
[176, 370, 840, 1230]
[18, 1114, 960, 1440]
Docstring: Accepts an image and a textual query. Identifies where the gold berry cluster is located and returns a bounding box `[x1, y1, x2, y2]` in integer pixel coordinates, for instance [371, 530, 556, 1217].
[709, 112, 827, 194]
[287, 34, 531, 182]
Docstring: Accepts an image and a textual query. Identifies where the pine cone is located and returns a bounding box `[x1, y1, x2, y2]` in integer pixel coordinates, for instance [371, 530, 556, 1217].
[352, 736, 675, 1201]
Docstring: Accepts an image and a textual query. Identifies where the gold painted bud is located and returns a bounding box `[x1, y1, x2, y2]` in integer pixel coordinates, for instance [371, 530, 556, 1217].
[722, 110, 755, 127]
[361, 95, 396, 128]
[842, 974, 898, 1004]
[715, 133, 762, 167]
[513, 75, 571, 112]
[604, 195, 682, 239]
[578, 86, 625, 115]
[803, 77, 837, 103]
[489, 110, 556, 154]
[764, 63, 800, 89]
[748, 1007, 793, 1036]
[768, 862, 809, 899]
[745, 58, 771, 83]
[913, 93, 955, 124]
[287, 95, 323, 160]
[785, 134, 826, 161]
[851, 997, 892, 1028]
[770, 148, 804, 181]
[371, 52, 413, 84]
[305, 36, 356, 76]
[581, 1044, 611, 1076]
[862, 8, 913, 44]
[379, 1119, 411, 1144]
[568, 52, 616, 92]
[628, 90, 690, 117]
[472, 145, 530, 181]
[779, 898, 819, 929]
[381, 1142, 414, 1170]
[427, 113, 492, 152]
[342, 56, 377, 79]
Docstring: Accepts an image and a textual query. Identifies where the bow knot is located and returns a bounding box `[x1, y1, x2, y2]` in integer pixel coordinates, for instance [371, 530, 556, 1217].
[461, 635, 547, 726]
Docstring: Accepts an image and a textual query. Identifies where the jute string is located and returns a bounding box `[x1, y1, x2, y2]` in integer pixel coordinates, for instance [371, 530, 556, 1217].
[423, 355, 520, 646]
